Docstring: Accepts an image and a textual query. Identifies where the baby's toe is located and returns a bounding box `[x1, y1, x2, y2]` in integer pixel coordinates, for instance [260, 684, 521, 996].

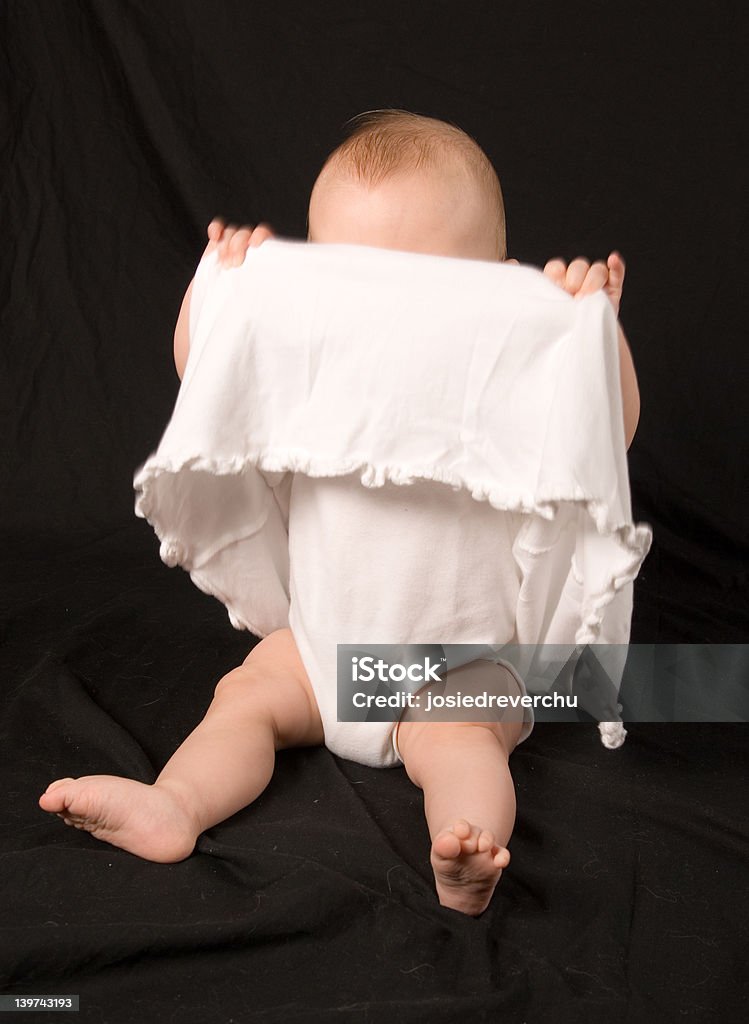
[45, 778, 75, 793]
[477, 829, 495, 853]
[433, 828, 462, 860]
[452, 819, 472, 840]
[493, 846, 511, 869]
[39, 779, 77, 812]
[454, 821, 482, 855]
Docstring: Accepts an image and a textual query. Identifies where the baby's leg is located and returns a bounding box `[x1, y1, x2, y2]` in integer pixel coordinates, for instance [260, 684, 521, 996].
[39, 628, 323, 862]
[396, 714, 522, 917]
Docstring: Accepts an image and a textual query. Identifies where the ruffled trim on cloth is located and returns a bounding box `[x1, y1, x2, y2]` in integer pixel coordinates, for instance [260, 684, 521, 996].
[134, 446, 652, 648]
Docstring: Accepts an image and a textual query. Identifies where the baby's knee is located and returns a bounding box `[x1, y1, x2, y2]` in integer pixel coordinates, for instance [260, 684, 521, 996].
[213, 663, 271, 713]
[241, 628, 294, 658]
[396, 720, 461, 785]
[216, 631, 324, 749]
[397, 719, 519, 787]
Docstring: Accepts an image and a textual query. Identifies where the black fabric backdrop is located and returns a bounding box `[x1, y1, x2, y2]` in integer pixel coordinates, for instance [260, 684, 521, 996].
[1, 2, 747, 1022]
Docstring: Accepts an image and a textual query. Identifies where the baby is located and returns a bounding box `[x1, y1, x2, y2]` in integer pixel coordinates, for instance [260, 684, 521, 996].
[40, 109, 640, 916]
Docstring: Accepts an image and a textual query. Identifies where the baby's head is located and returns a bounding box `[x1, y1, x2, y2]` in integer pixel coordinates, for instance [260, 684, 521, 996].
[307, 109, 506, 262]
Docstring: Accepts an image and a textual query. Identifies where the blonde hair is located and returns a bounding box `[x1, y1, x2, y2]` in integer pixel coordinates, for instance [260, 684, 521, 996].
[314, 108, 507, 260]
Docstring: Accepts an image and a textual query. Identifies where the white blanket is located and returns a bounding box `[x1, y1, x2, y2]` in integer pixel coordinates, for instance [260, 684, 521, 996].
[133, 239, 652, 760]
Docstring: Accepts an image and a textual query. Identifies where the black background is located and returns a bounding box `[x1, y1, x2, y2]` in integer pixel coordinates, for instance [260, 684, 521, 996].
[1, 2, 747, 1022]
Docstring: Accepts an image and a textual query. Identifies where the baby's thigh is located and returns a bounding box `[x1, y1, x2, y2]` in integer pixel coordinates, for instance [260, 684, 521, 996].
[232, 628, 324, 748]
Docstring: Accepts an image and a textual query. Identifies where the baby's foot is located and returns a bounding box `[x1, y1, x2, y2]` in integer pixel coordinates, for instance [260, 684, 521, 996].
[38, 775, 200, 863]
[430, 818, 510, 916]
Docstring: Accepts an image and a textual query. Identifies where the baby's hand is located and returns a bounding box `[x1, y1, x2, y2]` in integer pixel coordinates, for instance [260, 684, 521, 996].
[543, 252, 625, 316]
[205, 218, 275, 267]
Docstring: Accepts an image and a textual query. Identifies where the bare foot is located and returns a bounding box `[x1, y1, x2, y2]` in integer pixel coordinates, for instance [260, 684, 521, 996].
[38, 775, 201, 863]
[430, 818, 510, 916]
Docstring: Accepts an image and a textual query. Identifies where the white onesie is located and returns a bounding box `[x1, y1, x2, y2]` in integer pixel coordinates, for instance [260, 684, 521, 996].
[133, 239, 652, 767]
[286, 473, 532, 766]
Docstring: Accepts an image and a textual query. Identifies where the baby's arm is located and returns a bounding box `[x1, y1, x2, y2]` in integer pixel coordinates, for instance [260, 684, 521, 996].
[173, 219, 275, 379]
[543, 254, 640, 449]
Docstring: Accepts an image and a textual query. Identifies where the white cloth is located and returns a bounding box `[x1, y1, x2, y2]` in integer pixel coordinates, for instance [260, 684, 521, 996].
[133, 239, 652, 766]
[286, 472, 534, 764]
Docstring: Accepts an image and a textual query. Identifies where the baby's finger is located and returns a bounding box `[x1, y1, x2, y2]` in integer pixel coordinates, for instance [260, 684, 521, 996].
[543, 258, 567, 288]
[249, 223, 275, 248]
[576, 261, 609, 299]
[606, 251, 626, 314]
[217, 224, 239, 266]
[228, 227, 253, 266]
[565, 257, 590, 296]
[607, 251, 626, 290]
[204, 218, 225, 254]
